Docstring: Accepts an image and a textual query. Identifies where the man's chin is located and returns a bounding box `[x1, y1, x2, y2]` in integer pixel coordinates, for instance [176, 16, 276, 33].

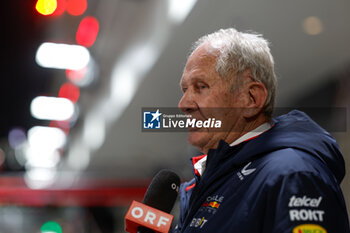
[187, 131, 209, 153]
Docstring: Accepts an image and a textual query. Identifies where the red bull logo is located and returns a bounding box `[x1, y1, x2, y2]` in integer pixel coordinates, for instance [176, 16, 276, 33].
[202, 201, 220, 208]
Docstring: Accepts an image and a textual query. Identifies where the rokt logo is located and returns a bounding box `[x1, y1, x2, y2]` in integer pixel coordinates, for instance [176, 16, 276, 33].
[190, 217, 208, 229]
[143, 109, 162, 129]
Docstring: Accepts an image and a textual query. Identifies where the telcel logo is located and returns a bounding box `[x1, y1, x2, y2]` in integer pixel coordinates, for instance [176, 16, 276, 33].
[289, 195, 322, 207]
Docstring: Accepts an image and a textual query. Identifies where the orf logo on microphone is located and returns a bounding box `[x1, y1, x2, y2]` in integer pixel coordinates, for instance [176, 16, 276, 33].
[171, 182, 179, 193]
[125, 201, 174, 233]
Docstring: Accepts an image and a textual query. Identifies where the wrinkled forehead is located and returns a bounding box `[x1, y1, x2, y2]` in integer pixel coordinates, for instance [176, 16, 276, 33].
[183, 43, 219, 74]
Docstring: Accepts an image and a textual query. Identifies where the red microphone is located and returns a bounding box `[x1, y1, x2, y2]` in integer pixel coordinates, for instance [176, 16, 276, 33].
[125, 170, 181, 233]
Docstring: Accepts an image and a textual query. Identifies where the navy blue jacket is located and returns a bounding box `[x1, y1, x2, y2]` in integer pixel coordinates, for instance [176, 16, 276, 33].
[174, 110, 350, 233]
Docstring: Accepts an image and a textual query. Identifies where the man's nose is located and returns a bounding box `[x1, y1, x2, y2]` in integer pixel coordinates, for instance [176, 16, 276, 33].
[178, 90, 198, 113]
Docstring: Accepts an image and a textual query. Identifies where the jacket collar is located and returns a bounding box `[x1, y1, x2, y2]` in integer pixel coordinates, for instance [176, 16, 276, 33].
[191, 122, 272, 177]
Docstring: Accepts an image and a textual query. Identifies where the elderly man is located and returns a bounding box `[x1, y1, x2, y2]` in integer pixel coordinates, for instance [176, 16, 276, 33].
[175, 28, 349, 233]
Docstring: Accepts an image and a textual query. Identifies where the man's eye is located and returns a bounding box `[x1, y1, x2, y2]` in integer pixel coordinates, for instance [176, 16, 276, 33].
[182, 88, 188, 93]
[198, 84, 208, 90]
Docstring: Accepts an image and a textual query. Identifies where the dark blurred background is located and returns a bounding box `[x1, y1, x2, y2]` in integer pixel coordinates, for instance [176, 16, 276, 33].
[1, 0, 349, 232]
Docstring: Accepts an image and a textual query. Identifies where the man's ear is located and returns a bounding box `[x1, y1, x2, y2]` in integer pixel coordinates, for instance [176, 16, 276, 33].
[243, 80, 268, 119]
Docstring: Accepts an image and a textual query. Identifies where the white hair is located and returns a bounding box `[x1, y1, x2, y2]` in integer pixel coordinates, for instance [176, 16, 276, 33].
[191, 28, 277, 118]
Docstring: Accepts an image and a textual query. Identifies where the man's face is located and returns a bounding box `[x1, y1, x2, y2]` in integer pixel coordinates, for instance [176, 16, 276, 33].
[178, 43, 245, 153]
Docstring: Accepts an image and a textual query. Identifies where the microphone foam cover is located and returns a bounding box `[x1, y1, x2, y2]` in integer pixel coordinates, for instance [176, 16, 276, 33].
[142, 169, 180, 214]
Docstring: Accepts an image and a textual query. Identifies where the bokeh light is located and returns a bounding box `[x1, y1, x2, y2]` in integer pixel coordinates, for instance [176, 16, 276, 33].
[24, 168, 57, 189]
[28, 126, 66, 151]
[30, 96, 75, 121]
[25, 146, 60, 169]
[76, 16, 100, 47]
[302, 16, 323, 35]
[36, 42, 90, 70]
[168, 0, 197, 23]
[66, 0, 87, 16]
[41, 221, 62, 233]
[51, 0, 66, 16]
[49, 121, 71, 135]
[58, 82, 80, 103]
[65, 57, 98, 87]
[8, 127, 27, 149]
[35, 0, 58, 16]
[66, 66, 87, 83]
